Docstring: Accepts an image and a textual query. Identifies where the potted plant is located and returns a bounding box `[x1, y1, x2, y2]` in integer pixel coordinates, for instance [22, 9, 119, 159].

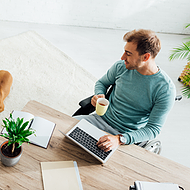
[0, 113, 35, 167]
[169, 24, 190, 98]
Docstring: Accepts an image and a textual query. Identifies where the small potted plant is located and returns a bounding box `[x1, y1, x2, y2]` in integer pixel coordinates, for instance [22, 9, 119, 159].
[0, 113, 35, 167]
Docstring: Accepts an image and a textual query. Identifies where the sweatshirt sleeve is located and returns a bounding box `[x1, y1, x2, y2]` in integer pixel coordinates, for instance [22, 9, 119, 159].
[122, 81, 176, 144]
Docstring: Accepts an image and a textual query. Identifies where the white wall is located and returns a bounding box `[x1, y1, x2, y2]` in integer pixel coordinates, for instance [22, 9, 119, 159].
[0, 0, 190, 34]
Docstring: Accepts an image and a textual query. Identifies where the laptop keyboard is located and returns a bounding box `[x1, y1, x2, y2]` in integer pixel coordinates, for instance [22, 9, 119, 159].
[68, 127, 112, 161]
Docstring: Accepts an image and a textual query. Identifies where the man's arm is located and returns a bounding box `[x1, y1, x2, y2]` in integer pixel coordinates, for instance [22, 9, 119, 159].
[97, 88, 175, 152]
[121, 85, 176, 145]
[96, 76, 176, 150]
[91, 61, 122, 107]
[93, 61, 127, 151]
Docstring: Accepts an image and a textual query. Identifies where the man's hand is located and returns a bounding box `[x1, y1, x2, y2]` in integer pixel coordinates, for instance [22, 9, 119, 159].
[96, 134, 120, 152]
[91, 94, 105, 107]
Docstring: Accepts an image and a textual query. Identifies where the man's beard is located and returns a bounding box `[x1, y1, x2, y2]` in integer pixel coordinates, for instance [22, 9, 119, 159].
[124, 58, 141, 70]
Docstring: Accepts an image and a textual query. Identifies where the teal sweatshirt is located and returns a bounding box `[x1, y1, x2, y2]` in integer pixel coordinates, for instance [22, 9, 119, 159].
[95, 60, 176, 144]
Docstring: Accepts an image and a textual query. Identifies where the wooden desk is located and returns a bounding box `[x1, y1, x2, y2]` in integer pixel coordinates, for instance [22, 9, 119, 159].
[0, 100, 190, 190]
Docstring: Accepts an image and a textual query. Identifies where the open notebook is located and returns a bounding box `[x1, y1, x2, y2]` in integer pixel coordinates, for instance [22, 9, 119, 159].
[59, 119, 118, 164]
[1, 110, 56, 148]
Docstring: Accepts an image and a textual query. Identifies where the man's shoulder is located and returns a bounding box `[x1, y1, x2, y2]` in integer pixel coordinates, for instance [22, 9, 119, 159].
[114, 60, 125, 66]
[157, 69, 176, 96]
[159, 69, 175, 87]
[113, 60, 126, 72]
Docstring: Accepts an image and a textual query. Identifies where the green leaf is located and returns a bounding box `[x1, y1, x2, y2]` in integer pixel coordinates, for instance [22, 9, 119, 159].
[16, 118, 21, 132]
[17, 142, 23, 148]
[169, 42, 190, 61]
[2, 119, 8, 127]
[8, 121, 16, 134]
[20, 129, 34, 138]
[19, 118, 24, 127]
[0, 133, 9, 139]
[16, 118, 24, 130]
[6, 117, 10, 121]
[185, 23, 190, 29]
[19, 121, 29, 133]
[182, 86, 190, 98]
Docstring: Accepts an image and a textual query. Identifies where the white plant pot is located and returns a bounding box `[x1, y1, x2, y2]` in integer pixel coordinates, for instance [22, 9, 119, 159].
[0, 141, 22, 167]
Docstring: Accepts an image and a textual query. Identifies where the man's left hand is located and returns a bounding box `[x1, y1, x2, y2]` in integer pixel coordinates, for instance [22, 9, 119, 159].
[96, 134, 120, 152]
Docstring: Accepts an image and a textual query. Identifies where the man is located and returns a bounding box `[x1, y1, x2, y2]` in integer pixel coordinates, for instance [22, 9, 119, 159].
[74, 29, 176, 152]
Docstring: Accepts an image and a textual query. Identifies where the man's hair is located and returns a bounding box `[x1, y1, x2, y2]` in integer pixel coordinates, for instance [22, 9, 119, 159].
[123, 29, 161, 58]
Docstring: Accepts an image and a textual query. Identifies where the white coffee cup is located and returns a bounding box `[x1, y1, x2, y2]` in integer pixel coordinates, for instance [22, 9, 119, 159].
[96, 98, 109, 116]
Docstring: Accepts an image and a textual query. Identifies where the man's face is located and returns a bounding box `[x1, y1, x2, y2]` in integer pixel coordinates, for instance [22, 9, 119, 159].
[121, 42, 143, 70]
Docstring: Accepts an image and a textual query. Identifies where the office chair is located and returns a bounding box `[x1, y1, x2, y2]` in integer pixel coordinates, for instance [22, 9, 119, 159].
[72, 85, 182, 155]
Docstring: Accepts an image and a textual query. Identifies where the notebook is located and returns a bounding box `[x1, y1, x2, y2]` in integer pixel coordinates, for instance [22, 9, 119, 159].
[133, 181, 180, 190]
[59, 119, 118, 163]
[1, 110, 56, 148]
[41, 161, 83, 190]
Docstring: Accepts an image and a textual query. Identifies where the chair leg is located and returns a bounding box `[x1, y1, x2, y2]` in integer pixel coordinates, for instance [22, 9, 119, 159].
[143, 139, 162, 155]
[135, 141, 149, 148]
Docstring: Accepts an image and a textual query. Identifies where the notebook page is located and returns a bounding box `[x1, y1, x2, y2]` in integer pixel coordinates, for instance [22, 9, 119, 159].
[12, 111, 34, 123]
[28, 116, 55, 148]
[1, 110, 34, 134]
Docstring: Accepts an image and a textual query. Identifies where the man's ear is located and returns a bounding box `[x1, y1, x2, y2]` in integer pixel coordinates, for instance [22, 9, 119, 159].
[142, 53, 151, 62]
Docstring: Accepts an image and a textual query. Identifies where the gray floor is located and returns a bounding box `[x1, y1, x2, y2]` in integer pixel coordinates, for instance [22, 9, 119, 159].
[0, 20, 190, 168]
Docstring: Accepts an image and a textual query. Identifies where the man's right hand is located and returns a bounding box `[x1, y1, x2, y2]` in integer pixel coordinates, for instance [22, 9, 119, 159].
[91, 94, 105, 107]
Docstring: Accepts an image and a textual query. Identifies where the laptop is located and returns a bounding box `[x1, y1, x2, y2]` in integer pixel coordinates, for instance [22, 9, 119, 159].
[59, 119, 118, 164]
